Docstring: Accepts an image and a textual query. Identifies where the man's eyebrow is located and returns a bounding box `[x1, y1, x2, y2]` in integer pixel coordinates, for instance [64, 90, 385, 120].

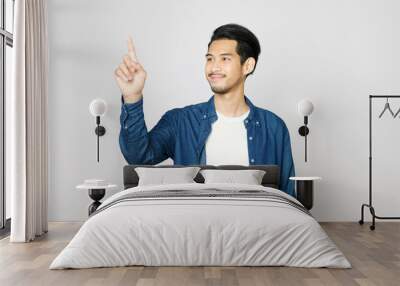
[205, 53, 234, 57]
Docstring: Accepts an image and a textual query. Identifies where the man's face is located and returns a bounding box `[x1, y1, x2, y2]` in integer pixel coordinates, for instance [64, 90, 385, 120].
[205, 39, 247, 94]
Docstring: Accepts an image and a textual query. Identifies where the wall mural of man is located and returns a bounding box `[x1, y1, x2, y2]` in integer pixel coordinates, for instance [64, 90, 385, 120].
[114, 24, 295, 196]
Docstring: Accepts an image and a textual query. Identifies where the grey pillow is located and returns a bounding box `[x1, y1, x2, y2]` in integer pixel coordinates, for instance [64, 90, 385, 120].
[200, 169, 266, 185]
[135, 167, 201, 186]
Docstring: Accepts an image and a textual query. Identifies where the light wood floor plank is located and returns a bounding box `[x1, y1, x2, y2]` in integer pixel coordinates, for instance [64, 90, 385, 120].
[0, 222, 399, 285]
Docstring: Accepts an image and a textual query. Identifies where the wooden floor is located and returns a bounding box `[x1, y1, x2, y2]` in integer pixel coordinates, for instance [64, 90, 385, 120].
[0, 222, 399, 286]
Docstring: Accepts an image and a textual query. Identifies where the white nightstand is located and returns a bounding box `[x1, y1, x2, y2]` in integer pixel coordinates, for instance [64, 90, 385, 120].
[289, 177, 321, 210]
[76, 180, 117, 216]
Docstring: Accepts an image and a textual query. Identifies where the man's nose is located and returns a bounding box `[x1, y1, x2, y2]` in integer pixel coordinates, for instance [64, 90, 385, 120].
[211, 62, 222, 73]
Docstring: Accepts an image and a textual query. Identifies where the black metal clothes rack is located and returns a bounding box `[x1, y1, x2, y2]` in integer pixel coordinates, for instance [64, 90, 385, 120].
[359, 95, 400, 230]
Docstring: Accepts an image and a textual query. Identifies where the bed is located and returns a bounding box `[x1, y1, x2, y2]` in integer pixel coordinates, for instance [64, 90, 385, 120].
[50, 165, 351, 269]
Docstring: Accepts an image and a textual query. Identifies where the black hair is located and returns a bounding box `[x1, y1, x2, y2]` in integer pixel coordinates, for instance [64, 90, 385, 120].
[208, 23, 261, 76]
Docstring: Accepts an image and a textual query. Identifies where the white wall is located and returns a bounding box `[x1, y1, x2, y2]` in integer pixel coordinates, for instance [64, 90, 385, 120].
[48, 0, 400, 222]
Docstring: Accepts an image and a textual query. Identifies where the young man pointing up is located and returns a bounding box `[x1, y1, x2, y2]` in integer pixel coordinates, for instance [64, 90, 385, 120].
[115, 24, 295, 196]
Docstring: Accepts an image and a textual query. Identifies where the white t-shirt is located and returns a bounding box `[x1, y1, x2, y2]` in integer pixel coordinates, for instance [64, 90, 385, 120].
[205, 110, 250, 166]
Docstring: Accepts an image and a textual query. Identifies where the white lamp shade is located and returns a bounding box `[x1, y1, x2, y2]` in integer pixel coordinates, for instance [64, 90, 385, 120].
[89, 99, 107, 116]
[297, 99, 314, 116]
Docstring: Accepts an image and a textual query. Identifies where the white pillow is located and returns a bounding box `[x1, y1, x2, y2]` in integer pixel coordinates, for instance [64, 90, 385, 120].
[135, 167, 201, 186]
[200, 169, 266, 185]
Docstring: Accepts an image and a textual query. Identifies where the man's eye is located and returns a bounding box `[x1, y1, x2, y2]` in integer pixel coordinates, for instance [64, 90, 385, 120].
[223, 57, 230, 61]
[206, 58, 212, 61]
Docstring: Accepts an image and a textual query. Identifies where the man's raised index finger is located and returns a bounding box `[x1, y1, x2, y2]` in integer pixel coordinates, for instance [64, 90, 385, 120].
[127, 36, 138, 62]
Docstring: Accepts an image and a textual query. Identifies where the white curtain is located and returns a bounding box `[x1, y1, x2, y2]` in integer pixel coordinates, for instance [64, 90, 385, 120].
[9, 0, 49, 242]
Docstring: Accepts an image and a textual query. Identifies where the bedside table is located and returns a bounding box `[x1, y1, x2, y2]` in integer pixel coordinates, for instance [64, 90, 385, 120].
[76, 181, 117, 216]
[289, 177, 321, 210]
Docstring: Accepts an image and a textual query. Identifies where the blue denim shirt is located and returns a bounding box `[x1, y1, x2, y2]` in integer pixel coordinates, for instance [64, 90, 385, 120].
[119, 95, 295, 196]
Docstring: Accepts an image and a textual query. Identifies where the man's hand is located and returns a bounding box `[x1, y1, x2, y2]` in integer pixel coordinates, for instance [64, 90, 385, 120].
[114, 36, 147, 104]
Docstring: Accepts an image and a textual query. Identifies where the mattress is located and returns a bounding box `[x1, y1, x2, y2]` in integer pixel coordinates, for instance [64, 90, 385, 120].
[50, 183, 351, 269]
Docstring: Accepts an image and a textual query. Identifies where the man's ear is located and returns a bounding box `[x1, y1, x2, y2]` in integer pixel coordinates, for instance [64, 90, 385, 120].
[243, 57, 256, 76]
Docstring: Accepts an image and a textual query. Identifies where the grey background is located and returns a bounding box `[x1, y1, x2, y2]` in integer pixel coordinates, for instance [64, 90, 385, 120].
[47, 0, 400, 221]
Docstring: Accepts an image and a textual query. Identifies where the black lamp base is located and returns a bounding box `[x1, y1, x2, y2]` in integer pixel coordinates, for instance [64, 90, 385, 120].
[298, 126, 309, 136]
[95, 126, 106, 136]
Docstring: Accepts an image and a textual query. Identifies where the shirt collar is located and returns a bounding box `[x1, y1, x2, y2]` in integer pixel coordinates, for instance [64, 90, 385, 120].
[204, 94, 258, 122]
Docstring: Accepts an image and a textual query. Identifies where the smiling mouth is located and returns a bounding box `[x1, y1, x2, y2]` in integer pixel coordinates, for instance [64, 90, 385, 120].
[209, 74, 225, 80]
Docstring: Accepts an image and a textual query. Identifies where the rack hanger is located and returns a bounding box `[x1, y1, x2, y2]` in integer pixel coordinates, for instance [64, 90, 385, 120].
[378, 97, 395, 118]
[393, 106, 400, 118]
